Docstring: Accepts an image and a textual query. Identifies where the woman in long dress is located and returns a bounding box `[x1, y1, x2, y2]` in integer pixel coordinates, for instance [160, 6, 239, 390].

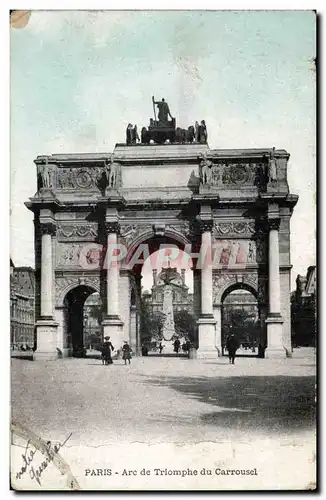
[101, 336, 114, 365]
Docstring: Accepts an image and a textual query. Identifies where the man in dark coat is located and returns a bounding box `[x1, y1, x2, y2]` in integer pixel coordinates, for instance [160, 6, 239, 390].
[101, 336, 114, 365]
[141, 344, 149, 356]
[173, 338, 181, 354]
[226, 333, 239, 364]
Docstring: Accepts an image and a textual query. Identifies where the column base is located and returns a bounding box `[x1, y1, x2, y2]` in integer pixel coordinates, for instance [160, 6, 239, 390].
[197, 315, 218, 359]
[34, 319, 59, 361]
[197, 348, 219, 359]
[59, 348, 73, 358]
[265, 314, 285, 359]
[264, 347, 287, 359]
[102, 316, 124, 359]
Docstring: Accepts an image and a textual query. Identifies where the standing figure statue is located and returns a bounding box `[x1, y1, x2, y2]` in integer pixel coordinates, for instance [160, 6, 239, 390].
[131, 125, 140, 145]
[198, 120, 208, 143]
[211, 163, 221, 186]
[186, 125, 195, 143]
[268, 147, 277, 182]
[195, 121, 200, 143]
[38, 160, 54, 189]
[126, 123, 133, 145]
[141, 126, 150, 144]
[105, 154, 120, 190]
[152, 96, 173, 124]
[199, 151, 212, 185]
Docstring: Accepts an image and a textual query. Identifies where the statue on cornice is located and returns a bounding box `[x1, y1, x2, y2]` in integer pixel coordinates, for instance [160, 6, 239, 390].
[105, 154, 120, 189]
[268, 147, 278, 182]
[152, 96, 173, 124]
[38, 159, 54, 189]
[199, 151, 213, 185]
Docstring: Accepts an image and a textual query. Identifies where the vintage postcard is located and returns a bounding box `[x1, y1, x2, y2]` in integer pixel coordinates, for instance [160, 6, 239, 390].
[10, 10, 316, 491]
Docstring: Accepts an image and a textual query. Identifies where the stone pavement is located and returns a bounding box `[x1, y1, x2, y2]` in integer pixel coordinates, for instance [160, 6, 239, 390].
[11, 348, 316, 447]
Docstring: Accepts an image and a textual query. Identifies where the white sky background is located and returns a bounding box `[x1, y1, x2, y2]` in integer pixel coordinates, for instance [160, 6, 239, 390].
[10, 10, 316, 292]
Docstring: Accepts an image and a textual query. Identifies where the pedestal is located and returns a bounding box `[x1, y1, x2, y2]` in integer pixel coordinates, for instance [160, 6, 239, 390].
[102, 316, 124, 359]
[265, 315, 285, 359]
[34, 319, 59, 361]
[197, 315, 217, 359]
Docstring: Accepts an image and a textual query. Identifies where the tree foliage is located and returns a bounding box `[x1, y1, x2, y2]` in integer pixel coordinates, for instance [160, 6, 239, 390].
[174, 309, 197, 344]
[140, 297, 165, 343]
[88, 304, 103, 322]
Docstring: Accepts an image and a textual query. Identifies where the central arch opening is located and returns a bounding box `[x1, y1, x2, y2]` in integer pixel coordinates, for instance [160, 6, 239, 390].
[126, 233, 197, 357]
[138, 242, 195, 357]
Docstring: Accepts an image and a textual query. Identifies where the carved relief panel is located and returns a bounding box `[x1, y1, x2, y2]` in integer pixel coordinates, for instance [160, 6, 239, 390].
[212, 272, 267, 305]
[199, 159, 267, 189]
[55, 275, 101, 307]
[213, 239, 266, 267]
[56, 223, 98, 241]
[119, 224, 153, 247]
[213, 221, 255, 237]
[119, 221, 190, 248]
[56, 166, 104, 190]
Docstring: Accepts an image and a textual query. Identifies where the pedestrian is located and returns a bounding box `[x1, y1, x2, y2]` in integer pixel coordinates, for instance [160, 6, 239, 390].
[173, 338, 181, 354]
[159, 342, 164, 354]
[122, 341, 132, 365]
[226, 333, 239, 364]
[141, 344, 148, 356]
[101, 336, 114, 365]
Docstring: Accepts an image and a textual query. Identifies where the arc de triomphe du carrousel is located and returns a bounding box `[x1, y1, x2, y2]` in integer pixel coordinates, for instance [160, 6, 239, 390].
[25, 97, 298, 360]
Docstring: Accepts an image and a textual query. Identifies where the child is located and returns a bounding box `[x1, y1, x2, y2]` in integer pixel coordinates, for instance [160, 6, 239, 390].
[122, 341, 132, 365]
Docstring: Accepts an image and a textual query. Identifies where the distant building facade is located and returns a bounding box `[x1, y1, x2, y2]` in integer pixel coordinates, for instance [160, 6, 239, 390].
[10, 260, 35, 348]
[149, 268, 193, 313]
[291, 266, 316, 346]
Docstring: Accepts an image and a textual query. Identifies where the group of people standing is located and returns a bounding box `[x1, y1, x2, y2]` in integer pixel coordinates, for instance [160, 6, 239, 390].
[101, 334, 240, 365]
[101, 336, 132, 366]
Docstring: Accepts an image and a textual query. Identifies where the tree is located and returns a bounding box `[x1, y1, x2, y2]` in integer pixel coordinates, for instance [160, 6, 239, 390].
[88, 304, 103, 322]
[174, 309, 197, 344]
[151, 312, 166, 340]
[140, 297, 166, 344]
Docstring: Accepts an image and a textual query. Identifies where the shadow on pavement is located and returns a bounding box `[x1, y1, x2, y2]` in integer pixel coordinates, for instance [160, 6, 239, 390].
[139, 374, 316, 434]
[147, 353, 187, 358]
[11, 352, 34, 361]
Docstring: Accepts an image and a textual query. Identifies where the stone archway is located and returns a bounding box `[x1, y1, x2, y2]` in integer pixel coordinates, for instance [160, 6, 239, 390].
[56, 284, 98, 357]
[115, 231, 194, 355]
[220, 284, 260, 357]
[28, 140, 296, 360]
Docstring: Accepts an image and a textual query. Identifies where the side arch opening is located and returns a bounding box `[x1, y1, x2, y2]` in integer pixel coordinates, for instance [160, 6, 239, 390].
[221, 285, 260, 357]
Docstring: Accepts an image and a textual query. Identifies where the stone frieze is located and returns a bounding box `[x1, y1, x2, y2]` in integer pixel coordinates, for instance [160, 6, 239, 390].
[56, 224, 98, 240]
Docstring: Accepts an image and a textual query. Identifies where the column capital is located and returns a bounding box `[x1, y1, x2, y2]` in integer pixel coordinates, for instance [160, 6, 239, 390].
[104, 221, 120, 235]
[199, 220, 214, 233]
[40, 222, 56, 236]
[268, 218, 281, 231]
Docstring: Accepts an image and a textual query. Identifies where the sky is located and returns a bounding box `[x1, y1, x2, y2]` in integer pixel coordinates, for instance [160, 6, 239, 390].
[10, 10, 316, 292]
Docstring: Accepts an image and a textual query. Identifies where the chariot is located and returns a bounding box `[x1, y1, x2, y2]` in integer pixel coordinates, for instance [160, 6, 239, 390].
[147, 117, 176, 144]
